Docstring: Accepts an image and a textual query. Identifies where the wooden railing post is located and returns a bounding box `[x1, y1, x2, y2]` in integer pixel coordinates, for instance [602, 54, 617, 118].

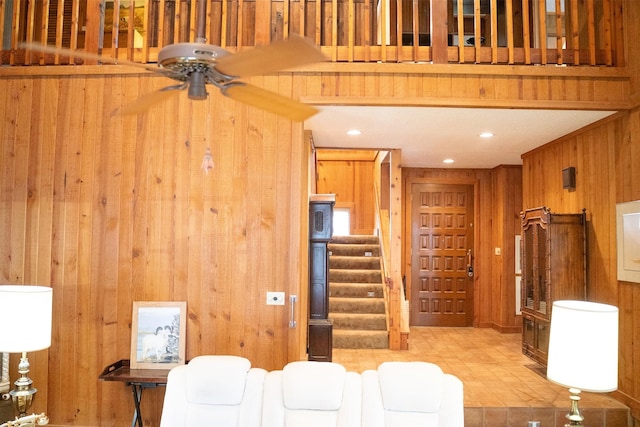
[430, 0, 448, 63]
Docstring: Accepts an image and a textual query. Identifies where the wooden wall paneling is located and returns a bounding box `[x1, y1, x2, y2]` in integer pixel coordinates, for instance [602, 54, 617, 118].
[521, 109, 640, 419]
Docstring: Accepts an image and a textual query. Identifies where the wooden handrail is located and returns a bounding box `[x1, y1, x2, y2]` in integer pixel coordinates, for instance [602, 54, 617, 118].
[0, 0, 623, 67]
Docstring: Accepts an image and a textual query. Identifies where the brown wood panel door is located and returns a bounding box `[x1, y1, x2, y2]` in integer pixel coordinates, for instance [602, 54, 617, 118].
[410, 183, 474, 326]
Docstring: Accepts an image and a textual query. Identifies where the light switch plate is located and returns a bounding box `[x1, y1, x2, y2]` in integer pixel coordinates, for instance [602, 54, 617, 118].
[266, 291, 285, 305]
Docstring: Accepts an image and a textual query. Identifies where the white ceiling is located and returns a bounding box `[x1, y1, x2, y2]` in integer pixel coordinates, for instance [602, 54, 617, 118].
[304, 106, 616, 168]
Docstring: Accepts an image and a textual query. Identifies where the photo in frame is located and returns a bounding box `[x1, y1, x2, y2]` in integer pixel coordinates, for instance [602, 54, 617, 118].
[616, 200, 640, 283]
[130, 301, 187, 369]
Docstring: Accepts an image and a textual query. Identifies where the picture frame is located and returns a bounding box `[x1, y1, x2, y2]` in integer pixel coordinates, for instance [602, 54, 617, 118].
[130, 301, 187, 369]
[0, 352, 9, 393]
[616, 200, 640, 283]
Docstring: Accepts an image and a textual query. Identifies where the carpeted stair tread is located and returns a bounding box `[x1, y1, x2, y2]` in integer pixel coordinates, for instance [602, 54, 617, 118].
[327, 234, 388, 350]
[330, 312, 387, 330]
[328, 243, 380, 257]
[329, 255, 380, 270]
[331, 235, 380, 245]
[333, 329, 389, 349]
[330, 269, 382, 283]
[330, 297, 385, 314]
[329, 282, 384, 298]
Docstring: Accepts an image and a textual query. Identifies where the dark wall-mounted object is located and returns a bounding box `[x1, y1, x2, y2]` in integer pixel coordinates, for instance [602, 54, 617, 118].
[308, 194, 335, 362]
[562, 167, 576, 190]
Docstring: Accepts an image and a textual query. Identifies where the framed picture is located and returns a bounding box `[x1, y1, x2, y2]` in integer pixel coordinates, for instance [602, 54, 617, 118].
[616, 200, 640, 283]
[0, 352, 9, 393]
[130, 301, 187, 369]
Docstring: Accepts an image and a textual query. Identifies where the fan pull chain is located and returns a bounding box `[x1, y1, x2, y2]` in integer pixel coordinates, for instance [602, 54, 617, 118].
[201, 147, 214, 174]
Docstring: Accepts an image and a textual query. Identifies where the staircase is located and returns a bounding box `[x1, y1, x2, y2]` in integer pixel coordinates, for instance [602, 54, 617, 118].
[328, 235, 389, 349]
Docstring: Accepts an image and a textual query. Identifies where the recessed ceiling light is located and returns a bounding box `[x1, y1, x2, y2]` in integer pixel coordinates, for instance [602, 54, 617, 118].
[443, 158, 455, 164]
[346, 129, 362, 136]
[479, 132, 494, 138]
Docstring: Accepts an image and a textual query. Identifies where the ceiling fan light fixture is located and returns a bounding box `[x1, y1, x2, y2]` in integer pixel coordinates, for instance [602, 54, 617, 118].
[188, 72, 208, 100]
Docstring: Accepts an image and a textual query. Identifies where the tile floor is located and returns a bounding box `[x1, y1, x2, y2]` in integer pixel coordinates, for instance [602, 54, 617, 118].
[332, 327, 631, 427]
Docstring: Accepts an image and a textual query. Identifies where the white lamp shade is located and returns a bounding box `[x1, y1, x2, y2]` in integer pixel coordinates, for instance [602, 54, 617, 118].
[547, 300, 618, 393]
[0, 285, 53, 352]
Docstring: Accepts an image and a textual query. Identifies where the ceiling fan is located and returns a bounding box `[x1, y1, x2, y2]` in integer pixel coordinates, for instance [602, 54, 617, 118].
[22, 1, 326, 121]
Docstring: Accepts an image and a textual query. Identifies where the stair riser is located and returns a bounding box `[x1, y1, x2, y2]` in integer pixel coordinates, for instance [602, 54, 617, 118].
[329, 257, 380, 270]
[329, 284, 384, 298]
[331, 317, 387, 330]
[328, 245, 381, 257]
[330, 300, 385, 314]
[333, 332, 389, 349]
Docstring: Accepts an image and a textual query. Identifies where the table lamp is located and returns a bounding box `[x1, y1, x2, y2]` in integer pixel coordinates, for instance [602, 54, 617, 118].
[546, 300, 618, 427]
[0, 285, 53, 418]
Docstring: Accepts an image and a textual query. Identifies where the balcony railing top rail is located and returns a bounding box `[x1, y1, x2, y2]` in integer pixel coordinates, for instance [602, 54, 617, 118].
[0, 0, 624, 68]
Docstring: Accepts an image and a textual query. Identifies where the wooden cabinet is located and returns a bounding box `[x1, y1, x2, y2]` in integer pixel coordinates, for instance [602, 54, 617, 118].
[308, 195, 335, 362]
[520, 207, 586, 366]
[308, 319, 333, 362]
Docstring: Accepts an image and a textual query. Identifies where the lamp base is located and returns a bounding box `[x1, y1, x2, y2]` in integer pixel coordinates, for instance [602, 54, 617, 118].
[564, 388, 584, 427]
[9, 354, 37, 418]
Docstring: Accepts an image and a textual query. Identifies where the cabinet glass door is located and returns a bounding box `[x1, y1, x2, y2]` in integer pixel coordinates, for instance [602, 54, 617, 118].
[536, 224, 548, 315]
[523, 226, 534, 310]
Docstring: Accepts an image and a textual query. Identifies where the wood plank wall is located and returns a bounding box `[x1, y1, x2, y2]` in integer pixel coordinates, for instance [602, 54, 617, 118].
[315, 157, 376, 235]
[0, 33, 637, 423]
[0, 71, 310, 425]
[521, 108, 640, 419]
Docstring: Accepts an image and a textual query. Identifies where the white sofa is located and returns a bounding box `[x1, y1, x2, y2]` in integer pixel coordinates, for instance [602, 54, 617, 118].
[159, 355, 267, 427]
[160, 356, 464, 427]
[362, 361, 464, 427]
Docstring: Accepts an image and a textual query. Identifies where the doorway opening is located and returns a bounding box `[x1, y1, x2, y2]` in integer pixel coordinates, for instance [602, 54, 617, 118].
[333, 208, 351, 236]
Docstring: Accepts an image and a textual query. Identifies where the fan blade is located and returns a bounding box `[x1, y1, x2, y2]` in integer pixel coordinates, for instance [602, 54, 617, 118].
[215, 36, 326, 78]
[19, 42, 163, 73]
[222, 83, 318, 122]
[119, 84, 186, 115]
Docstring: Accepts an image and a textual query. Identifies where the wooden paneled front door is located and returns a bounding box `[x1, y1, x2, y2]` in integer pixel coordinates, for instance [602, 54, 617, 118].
[410, 183, 474, 327]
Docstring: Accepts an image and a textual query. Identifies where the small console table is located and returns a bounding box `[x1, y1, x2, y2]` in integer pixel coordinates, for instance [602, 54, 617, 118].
[99, 359, 171, 427]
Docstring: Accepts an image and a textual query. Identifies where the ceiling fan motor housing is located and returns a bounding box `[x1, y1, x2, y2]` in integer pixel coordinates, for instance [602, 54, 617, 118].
[158, 43, 229, 73]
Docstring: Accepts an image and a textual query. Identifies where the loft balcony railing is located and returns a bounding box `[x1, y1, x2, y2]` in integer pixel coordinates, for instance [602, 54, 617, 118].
[0, 0, 624, 67]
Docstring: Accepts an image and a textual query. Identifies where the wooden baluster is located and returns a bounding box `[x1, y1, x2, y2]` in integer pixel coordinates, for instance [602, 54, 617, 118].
[411, 0, 418, 62]
[238, 0, 245, 48]
[37, 0, 50, 65]
[255, 0, 270, 43]
[141, 0, 151, 63]
[569, 0, 579, 64]
[221, 0, 229, 48]
[587, 0, 596, 65]
[392, 0, 399, 62]
[602, 0, 612, 65]
[537, 0, 546, 64]
[506, 0, 514, 64]
[127, 0, 137, 59]
[314, 0, 321, 46]
[429, 0, 446, 63]
[522, 0, 531, 64]
[473, 0, 480, 63]
[457, 0, 464, 63]
[331, 0, 338, 61]
[24, 0, 36, 64]
[555, 0, 563, 65]
[380, 0, 387, 62]
[284, 0, 290, 39]
[490, 0, 498, 64]
[364, 0, 371, 62]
